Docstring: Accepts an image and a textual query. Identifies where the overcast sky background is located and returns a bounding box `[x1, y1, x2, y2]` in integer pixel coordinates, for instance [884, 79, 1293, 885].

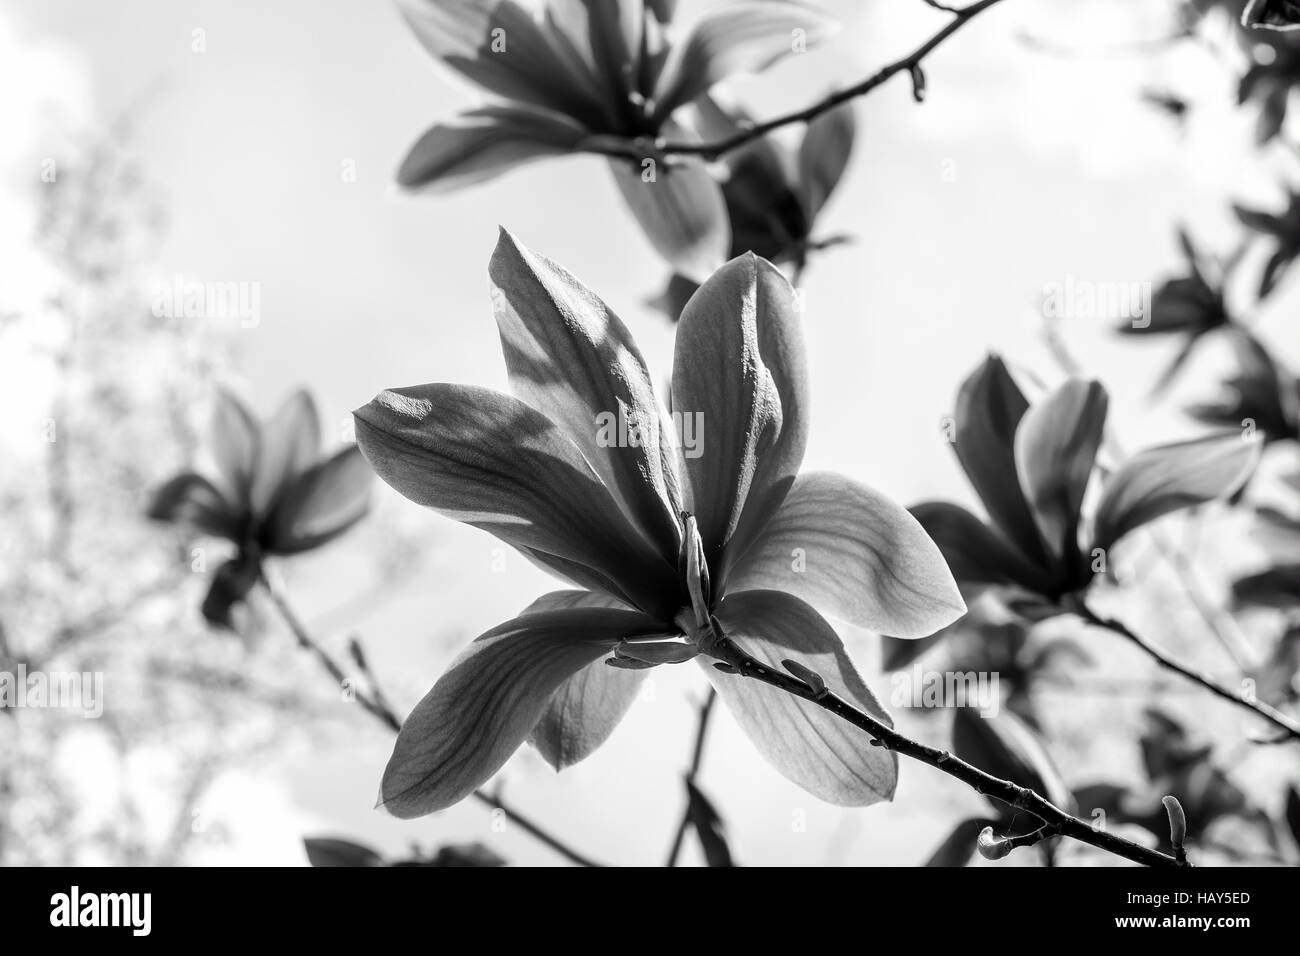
[3, 0, 1298, 865]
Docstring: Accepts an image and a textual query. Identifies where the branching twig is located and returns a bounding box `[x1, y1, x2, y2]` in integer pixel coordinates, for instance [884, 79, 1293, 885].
[257, 570, 605, 868]
[586, 0, 1008, 163]
[1075, 601, 1300, 744]
[706, 633, 1186, 867]
[665, 687, 717, 867]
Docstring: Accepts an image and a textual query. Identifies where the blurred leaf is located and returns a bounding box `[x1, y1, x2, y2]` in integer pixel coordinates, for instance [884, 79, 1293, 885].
[651, 4, 839, 118]
[1285, 786, 1300, 849]
[924, 817, 993, 867]
[397, 107, 589, 192]
[952, 707, 1074, 817]
[1232, 565, 1300, 608]
[798, 102, 856, 220]
[304, 837, 385, 867]
[608, 158, 729, 282]
[210, 388, 260, 507]
[394, 843, 507, 867]
[1091, 434, 1259, 552]
[685, 780, 735, 867]
[200, 552, 262, 630]
[266, 445, 373, 554]
[146, 472, 239, 541]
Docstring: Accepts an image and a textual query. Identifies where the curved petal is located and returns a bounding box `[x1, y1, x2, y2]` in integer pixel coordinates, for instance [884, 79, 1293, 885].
[210, 388, 261, 509]
[608, 156, 730, 283]
[797, 102, 856, 220]
[398, 0, 613, 129]
[671, 253, 808, 583]
[1091, 434, 1261, 553]
[705, 589, 897, 807]
[379, 605, 655, 817]
[251, 389, 321, 518]
[652, 2, 840, 120]
[522, 588, 647, 769]
[952, 356, 1050, 566]
[489, 229, 682, 559]
[725, 472, 965, 638]
[1014, 379, 1107, 565]
[354, 383, 678, 616]
[910, 501, 1053, 595]
[397, 106, 589, 191]
[146, 472, 240, 541]
[264, 445, 373, 555]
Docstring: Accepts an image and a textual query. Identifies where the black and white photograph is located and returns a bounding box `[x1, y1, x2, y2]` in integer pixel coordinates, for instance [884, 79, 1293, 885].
[1, 0, 1298, 925]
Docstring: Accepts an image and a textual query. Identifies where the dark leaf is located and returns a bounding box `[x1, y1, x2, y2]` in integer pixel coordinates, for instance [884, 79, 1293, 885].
[924, 817, 994, 867]
[685, 780, 735, 867]
[952, 707, 1074, 818]
[200, 551, 262, 630]
[303, 837, 385, 867]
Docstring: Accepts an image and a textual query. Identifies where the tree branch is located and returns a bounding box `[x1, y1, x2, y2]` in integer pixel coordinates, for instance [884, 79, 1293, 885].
[665, 687, 717, 867]
[257, 570, 605, 868]
[706, 633, 1186, 868]
[1075, 600, 1300, 745]
[587, 0, 1008, 163]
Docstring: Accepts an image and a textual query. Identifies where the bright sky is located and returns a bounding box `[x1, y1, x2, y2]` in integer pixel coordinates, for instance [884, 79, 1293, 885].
[4, 0, 1298, 865]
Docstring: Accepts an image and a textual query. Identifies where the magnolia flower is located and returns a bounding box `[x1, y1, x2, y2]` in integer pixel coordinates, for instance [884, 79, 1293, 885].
[148, 389, 373, 627]
[393, 0, 837, 279]
[909, 356, 1259, 622]
[1115, 229, 1232, 393]
[354, 229, 964, 816]
[653, 97, 856, 320]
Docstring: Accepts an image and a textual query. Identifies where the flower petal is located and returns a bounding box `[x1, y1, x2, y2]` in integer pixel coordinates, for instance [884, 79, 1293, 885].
[210, 388, 260, 508]
[609, 157, 730, 282]
[651, 2, 839, 120]
[264, 445, 373, 554]
[952, 356, 1051, 567]
[397, 106, 590, 191]
[354, 383, 678, 616]
[797, 102, 856, 220]
[705, 589, 897, 806]
[672, 253, 808, 582]
[1091, 434, 1261, 553]
[521, 589, 647, 770]
[379, 605, 654, 817]
[398, 0, 612, 128]
[909, 501, 1053, 595]
[489, 229, 682, 559]
[952, 707, 1074, 813]
[1013, 379, 1107, 565]
[146, 472, 240, 541]
[725, 472, 965, 637]
[250, 389, 321, 517]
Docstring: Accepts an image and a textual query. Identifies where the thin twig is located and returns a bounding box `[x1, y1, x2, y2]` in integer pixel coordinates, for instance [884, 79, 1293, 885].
[586, 0, 1008, 162]
[706, 633, 1185, 867]
[665, 688, 717, 867]
[257, 571, 605, 867]
[1075, 601, 1300, 744]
